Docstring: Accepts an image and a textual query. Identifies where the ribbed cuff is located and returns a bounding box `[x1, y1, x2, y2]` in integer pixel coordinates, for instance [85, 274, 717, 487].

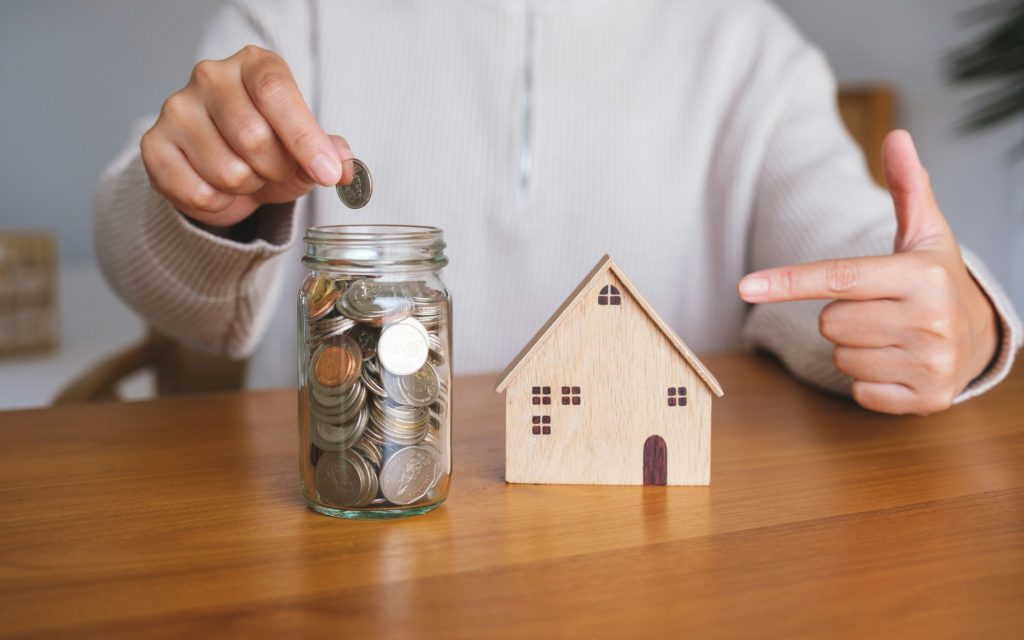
[94, 151, 300, 357]
[956, 250, 1023, 403]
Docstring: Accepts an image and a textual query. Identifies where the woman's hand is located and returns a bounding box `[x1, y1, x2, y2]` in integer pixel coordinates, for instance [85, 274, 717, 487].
[140, 45, 352, 228]
[738, 130, 998, 415]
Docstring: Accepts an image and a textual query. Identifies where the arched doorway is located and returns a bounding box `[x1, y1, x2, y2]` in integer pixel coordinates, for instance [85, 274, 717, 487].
[643, 435, 667, 485]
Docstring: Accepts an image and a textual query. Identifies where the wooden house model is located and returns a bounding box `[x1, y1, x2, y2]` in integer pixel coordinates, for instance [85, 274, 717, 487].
[496, 255, 724, 486]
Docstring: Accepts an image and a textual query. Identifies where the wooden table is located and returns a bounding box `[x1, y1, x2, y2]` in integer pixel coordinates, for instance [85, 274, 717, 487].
[1, 353, 1021, 638]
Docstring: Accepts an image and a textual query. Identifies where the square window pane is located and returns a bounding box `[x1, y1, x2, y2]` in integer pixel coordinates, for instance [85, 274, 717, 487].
[542, 426, 551, 434]
[543, 386, 550, 394]
[572, 397, 580, 405]
[668, 388, 676, 396]
[532, 426, 540, 434]
[562, 397, 569, 405]
[532, 386, 540, 394]
[572, 386, 580, 394]
[668, 398, 676, 406]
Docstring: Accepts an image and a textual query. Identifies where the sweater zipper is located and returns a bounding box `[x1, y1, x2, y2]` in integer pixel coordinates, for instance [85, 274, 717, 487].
[516, 1, 536, 209]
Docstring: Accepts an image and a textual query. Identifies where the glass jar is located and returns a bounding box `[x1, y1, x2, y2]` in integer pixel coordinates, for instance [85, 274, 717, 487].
[298, 225, 451, 519]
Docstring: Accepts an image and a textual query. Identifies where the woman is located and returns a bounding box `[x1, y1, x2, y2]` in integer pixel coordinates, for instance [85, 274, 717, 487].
[95, 0, 1020, 414]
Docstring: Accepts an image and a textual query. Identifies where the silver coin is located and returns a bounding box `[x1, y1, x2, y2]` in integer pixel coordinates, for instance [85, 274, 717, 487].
[316, 450, 365, 507]
[382, 364, 439, 408]
[335, 158, 373, 209]
[361, 362, 388, 397]
[378, 317, 429, 376]
[379, 445, 443, 505]
[340, 280, 413, 326]
[348, 323, 381, 359]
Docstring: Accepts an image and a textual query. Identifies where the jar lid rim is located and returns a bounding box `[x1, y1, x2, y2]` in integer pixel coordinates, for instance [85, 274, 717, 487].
[305, 225, 442, 242]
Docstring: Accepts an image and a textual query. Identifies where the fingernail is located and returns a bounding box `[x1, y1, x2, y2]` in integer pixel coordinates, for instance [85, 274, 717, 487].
[739, 276, 770, 299]
[310, 153, 341, 185]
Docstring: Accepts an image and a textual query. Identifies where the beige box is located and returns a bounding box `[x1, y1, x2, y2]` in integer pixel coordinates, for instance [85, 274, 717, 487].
[0, 231, 58, 357]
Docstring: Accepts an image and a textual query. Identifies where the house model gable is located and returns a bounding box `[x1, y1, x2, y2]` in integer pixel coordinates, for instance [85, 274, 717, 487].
[496, 255, 723, 486]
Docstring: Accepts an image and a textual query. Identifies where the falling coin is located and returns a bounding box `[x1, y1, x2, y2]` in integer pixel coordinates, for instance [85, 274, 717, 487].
[336, 158, 373, 209]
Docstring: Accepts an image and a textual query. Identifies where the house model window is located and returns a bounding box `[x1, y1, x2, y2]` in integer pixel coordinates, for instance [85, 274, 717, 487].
[597, 285, 621, 305]
[532, 415, 551, 435]
[561, 386, 581, 405]
[667, 386, 687, 407]
[532, 386, 551, 405]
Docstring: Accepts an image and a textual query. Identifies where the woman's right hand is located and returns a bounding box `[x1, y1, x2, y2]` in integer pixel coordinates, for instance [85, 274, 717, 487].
[141, 45, 352, 228]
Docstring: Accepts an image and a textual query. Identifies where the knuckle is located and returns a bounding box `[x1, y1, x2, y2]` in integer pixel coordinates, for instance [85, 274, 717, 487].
[216, 161, 255, 191]
[850, 382, 878, 411]
[190, 59, 220, 86]
[139, 133, 167, 185]
[819, 305, 840, 340]
[831, 346, 848, 371]
[235, 119, 276, 155]
[161, 92, 192, 121]
[252, 70, 293, 106]
[919, 263, 951, 289]
[288, 128, 321, 154]
[775, 269, 794, 296]
[184, 184, 223, 212]
[825, 260, 859, 293]
[239, 44, 273, 60]
[922, 315, 954, 340]
[921, 350, 957, 381]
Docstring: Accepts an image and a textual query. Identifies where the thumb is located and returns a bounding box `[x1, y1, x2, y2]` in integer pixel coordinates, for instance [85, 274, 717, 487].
[328, 134, 356, 185]
[882, 129, 952, 252]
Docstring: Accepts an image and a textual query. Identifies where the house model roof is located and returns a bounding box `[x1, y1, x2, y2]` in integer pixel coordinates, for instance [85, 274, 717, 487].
[495, 255, 724, 397]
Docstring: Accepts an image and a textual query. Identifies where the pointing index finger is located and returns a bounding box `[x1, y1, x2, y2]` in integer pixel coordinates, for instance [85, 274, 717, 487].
[738, 256, 907, 303]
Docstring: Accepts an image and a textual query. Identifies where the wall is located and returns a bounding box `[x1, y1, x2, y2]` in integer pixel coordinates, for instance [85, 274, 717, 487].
[0, 0, 221, 264]
[1, 0, 1020, 308]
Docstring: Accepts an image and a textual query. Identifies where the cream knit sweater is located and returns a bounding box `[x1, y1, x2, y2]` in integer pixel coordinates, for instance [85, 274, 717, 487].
[95, 0, 1021, 398]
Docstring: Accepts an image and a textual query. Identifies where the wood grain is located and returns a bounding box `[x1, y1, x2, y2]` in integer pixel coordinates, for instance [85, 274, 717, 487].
[1, 353, 1022, 639]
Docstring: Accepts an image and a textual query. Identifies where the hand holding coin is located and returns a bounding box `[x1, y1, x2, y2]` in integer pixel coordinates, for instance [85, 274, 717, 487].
[141, 45, 357, 228]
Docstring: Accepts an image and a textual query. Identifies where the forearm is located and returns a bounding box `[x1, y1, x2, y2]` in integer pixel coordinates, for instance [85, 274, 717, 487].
[94, 144, 298, 358]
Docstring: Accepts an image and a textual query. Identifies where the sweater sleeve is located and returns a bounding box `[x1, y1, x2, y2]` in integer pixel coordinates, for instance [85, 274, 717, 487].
[740, 39, 1022, 401]
[93, 0, 314, 358]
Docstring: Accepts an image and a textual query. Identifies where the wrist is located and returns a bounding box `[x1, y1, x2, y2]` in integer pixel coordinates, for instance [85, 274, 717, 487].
[964, 274, 1000, 385]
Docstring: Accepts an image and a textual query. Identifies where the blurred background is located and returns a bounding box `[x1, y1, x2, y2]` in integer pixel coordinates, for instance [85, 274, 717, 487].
[0, 0, 1021, 409]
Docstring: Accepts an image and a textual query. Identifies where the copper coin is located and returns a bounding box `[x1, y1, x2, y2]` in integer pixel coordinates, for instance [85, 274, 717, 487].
[307, 288, 340, 321]
[312, 338, 363, 389]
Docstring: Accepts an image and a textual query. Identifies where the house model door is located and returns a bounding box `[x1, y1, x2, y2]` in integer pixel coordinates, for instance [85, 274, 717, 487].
[643, 435, 667, 485]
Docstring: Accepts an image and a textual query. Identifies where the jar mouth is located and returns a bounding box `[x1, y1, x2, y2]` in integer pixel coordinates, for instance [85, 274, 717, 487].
[303, 225, 447, 272]
[305, 225, 442, 244]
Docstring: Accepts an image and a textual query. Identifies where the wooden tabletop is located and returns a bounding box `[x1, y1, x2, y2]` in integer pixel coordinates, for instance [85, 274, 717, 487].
[1, 353, 1021, 638]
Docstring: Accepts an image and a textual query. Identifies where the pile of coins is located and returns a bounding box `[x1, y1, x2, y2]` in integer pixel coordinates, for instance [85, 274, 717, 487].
[301, 273, 450, 510]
